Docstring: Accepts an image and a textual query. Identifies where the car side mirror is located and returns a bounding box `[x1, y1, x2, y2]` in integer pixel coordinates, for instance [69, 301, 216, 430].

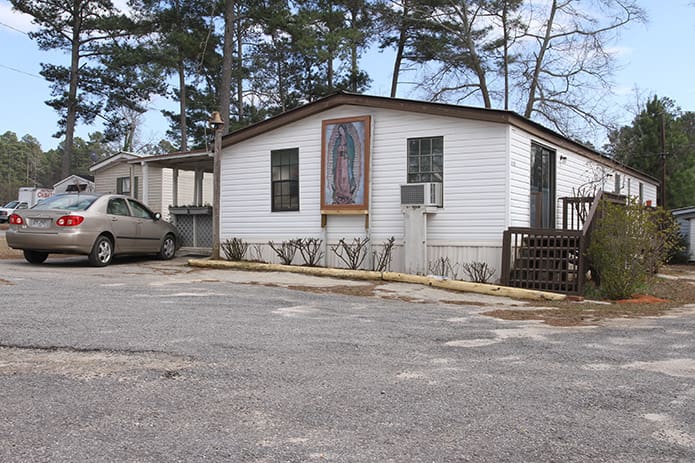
[154, 212, 161, 221]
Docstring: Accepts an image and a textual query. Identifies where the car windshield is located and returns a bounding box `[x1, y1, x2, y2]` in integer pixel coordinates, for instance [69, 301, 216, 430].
[3, 201, 19, 208]
[32, 194, 98, 211]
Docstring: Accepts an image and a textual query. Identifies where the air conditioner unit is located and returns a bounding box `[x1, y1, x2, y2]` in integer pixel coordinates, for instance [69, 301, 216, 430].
[400, 182, 443, 207]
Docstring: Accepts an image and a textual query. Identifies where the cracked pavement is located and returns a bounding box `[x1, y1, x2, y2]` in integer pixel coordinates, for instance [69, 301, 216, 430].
[1, 255, 694, 462]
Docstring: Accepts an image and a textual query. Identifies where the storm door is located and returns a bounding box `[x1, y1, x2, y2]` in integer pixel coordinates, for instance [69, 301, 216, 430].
[530, 143, 556, 228]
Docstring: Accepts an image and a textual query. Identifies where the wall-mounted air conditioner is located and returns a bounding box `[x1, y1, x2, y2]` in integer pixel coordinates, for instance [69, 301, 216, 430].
[400, 182, 443, 207]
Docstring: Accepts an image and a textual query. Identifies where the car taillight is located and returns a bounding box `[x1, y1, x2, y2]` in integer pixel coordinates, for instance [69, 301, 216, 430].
[56, 215, 85, 227]
[9, 214, 23, 225]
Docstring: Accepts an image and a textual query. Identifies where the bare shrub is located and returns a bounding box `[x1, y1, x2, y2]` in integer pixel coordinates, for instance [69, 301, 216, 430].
[462, 261, 496, 283]
[331, 237, 369, 270]
[268, 239, 299, 265]
[250, 244, 266, 263]
[428, 257, 459, 279]
[296, 238, 324, 267]
[220, 238, 248, 261]
[372, 237, 396, 272]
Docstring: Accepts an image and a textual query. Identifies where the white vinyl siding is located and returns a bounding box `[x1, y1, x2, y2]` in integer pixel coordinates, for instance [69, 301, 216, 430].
[510, 129, 659, 229]
[219, 103, 659, 273]
[509, 128, 532, 227]
[220, 105, 509, 249]
[94, 163, 142, 198]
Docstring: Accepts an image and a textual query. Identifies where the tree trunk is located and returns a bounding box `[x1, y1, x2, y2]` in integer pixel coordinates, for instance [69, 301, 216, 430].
[524, 0, 557, 118]
[236, 20, 244, 125]
[63, 0, 83, 177]
[219, 0, 235, 131]
[177, 58, 188, 151]
[390, 2, 409, 99]
[502, 2, 510, 110]
[459, 1, 491, 108]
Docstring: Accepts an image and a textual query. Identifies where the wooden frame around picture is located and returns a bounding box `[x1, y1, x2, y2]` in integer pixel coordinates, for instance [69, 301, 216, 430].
[320, 115, 371, 214]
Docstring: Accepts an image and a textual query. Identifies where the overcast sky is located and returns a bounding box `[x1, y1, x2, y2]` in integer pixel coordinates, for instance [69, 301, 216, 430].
[1, 0, 693, 151]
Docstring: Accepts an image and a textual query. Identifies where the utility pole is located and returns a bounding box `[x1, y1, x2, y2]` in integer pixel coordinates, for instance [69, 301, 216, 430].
[660, 113, 666, 207]
[209, 111, 224, 260]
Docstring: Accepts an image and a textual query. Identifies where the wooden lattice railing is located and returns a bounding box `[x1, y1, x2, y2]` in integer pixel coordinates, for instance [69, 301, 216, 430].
[501, 228, 584, 294]
[501, 191, 625, 295]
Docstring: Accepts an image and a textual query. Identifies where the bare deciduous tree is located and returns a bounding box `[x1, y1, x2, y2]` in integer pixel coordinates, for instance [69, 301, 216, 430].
[406, 0, 645, 138]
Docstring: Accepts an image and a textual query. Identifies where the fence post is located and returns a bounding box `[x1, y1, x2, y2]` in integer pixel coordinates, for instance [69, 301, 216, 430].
[501, 230, 511, 286]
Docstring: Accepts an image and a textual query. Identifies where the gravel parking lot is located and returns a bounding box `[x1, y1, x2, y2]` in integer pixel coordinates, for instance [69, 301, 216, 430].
[1, 255, 694, 462]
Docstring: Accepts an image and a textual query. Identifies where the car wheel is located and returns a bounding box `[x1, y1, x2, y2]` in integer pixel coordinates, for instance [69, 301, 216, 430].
[158, 234, 176, 260]
[23, 250, 48, 264]
[88, 235, 113, 267]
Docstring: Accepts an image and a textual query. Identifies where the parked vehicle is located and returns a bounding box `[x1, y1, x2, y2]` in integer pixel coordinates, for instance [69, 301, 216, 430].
[6, 193, 180, 266]
[18, 187, 54, 208]
[0, 200, 29, 223]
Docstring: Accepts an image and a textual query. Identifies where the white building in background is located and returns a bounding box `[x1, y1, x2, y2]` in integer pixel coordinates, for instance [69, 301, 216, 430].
[89, 150, 213, 216]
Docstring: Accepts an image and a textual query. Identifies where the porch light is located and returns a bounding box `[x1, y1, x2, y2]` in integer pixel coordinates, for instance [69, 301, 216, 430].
[208, 111, 224, 130]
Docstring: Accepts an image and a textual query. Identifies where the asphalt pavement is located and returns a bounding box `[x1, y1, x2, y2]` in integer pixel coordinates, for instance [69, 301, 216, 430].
[1, 255, 694, 462]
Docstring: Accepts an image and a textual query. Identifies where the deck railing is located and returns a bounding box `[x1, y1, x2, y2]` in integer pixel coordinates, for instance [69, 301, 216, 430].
[501, 191, 626, 295]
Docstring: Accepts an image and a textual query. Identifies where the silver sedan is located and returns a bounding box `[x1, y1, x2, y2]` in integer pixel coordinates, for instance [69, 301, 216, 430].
[6, 193, 181, 266]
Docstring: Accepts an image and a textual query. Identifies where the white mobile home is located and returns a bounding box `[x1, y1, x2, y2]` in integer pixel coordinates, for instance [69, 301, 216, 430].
[90, 151, 213, 216]
[53, 175, 95, 194]
[216, 93, 658, 286]
[672, 207, 695, 262]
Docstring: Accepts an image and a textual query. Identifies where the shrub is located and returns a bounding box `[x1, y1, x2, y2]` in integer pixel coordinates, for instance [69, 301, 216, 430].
[221, 238, 248, 261]
[372, 237, 396, 272]
[668, 233, 690, 264]
[296, 238, 324, 267]
[331, 237, 369, 270]
[428, 257, 459, 279]
[268, 239, 299, 265]
[587, 199, 680, 299]
[462, 261, 496, 283]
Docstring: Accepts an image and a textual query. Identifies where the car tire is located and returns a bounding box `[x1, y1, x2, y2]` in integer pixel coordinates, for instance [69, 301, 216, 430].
[23, 250, 48, 264]
[88, 235, 113, 267]
[158, 234, 176, 260]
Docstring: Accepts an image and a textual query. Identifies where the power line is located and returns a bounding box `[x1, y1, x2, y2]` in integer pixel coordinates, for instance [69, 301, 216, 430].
[0, 63, 42, 79]
[0, 21, 29, 35]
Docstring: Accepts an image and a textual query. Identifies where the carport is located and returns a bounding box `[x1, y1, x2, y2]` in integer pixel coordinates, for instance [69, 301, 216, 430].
[130, 150, 214, 254]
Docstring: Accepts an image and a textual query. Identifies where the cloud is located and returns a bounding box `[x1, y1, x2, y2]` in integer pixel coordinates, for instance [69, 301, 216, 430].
[0, 1, 37, 33]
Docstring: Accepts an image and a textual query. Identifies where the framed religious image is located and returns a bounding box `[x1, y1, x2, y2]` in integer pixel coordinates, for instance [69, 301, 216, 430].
[321, 115, 371, 213]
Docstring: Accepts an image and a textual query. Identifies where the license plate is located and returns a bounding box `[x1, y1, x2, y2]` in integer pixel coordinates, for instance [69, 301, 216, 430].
[28, 218, 52, 229]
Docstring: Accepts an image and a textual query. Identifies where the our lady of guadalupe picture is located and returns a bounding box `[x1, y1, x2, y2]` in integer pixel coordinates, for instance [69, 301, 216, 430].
[321, 115, 370, 213]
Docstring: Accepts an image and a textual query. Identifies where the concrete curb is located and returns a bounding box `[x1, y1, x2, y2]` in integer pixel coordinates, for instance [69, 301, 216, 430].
[187, 258, 567, 302]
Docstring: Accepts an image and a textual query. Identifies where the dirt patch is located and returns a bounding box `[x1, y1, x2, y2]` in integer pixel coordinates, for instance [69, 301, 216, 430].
[0, 236, 21, 260]
[617, 294, 670, 304]
[286, 282, 382, 297]
[0, 345, 195, 380]
[440, 299, 489, 307]
[482, 275, 692, 326]
[379, 294, 424, 303]
[483, 305, 672, 327]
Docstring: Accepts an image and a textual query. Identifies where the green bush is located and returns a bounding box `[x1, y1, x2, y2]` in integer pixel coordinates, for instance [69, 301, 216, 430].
[587, 200, 681, 299]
